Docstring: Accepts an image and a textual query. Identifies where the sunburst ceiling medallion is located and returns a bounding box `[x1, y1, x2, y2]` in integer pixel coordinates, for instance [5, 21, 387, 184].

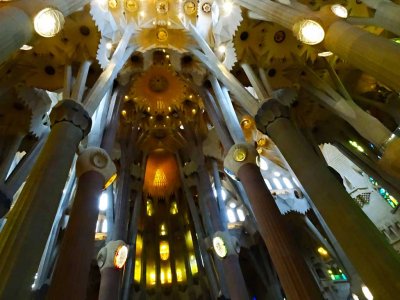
[130, 65, 187, 113]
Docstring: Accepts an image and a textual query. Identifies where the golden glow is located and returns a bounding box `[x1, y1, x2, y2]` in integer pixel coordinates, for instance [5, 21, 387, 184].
[349, 140, 364, 153]
[317, 247, 329, 256]
[294, 19, 325, 45]
[185, 231, 194, 251]
[108, 0, 117, 9]
[146, 199, 154, 216]
[104, 173, 117, 189]
[133, 234, 142, 283]
[167, 268, 172, 283]
[189, 254, 198, 275]
[175, 260, 187, 282]
[159, 263, 173, 285]
[176, 269, 183, 282]
[125, 0, 138, 12]
[149, 272, 156, 285]
[153, 169, 167, 187]
[34, 8, 65, 38]
[160, 223, 167, 236]
[146, 263, 156, 286]
[134, 257, 141, 283]
[114, 244, 129, 269]
[170, 201, 178, 215]
[143, 151, 180, 198]
[135, 234, 143, 256]
[233, 147, 247, 162]
[160, 240, 170, 260]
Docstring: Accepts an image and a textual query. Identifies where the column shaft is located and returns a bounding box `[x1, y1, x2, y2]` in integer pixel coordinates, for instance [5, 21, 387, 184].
[237, 163, 322, 300]
[47, 171, 104, 300]
[0, 132, 23, 182]
[264, 115, 400, 298]
[0, 121, 84, 299]
[0, 6, 32, 64]
[196, 165, 250, 300]
[324, 20, 400, 92]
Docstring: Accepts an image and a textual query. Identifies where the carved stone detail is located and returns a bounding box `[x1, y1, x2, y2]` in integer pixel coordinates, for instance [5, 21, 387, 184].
[50, 99, 92, 137]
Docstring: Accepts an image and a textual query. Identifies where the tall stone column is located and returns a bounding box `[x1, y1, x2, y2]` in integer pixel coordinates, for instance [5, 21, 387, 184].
[0, 132, 23, 217]
[0, 99, 91, 299]
[255, 99, 400, 299]
[224, 143, 322, 300]
[324, 20, 400, 92]
[0, 6, 32, 64]
[98, 128, 137, 300]
[47, 147, 115, 300]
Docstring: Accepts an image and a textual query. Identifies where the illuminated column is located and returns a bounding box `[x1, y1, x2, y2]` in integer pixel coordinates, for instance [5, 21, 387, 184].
[0, 99, 91, 299]
[224, 143, 322, 300]
[324, 20, 400, 92]
[181, 131, 249, 299]
[48, 148, 116, 300]
[98, 128, 138, 300]
[255, 99, 400, 299]
[97, 240, 129, 300]
[195, 163, 250, 300]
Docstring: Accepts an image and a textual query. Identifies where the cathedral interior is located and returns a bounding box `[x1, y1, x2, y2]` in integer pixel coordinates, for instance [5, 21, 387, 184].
[0, 0, 400, 299]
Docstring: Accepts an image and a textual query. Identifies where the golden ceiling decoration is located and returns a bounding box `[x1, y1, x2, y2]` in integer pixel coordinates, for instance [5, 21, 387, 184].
[130, 65, 187, 113]
[143, 150, 180, 198]
[233, 18, 270, 63]
[136, 28, 192, 52]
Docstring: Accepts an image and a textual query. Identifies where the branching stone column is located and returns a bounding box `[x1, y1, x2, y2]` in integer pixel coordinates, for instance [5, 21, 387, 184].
[224, 143, 322, 300]
[47, 147, 116, 300]
[324, 20, 400, 92]
[0, 99, 91, 299]
[255, 99, 400, 299]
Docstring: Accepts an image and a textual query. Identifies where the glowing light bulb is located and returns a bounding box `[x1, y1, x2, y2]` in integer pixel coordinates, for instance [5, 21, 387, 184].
[331, 4, 348, 18]
[217, 44, 226, 54]
[34, 8, 65, 38]
[294, 19, 325, 45]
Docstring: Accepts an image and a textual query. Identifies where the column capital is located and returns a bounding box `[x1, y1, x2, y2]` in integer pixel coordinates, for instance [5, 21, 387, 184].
[224, 143, 258, 176]
[50, 99, 91, 138]
[255, 99, 289, 134]
[97, 240, 128, 271]
[76, 147, 116, 185]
